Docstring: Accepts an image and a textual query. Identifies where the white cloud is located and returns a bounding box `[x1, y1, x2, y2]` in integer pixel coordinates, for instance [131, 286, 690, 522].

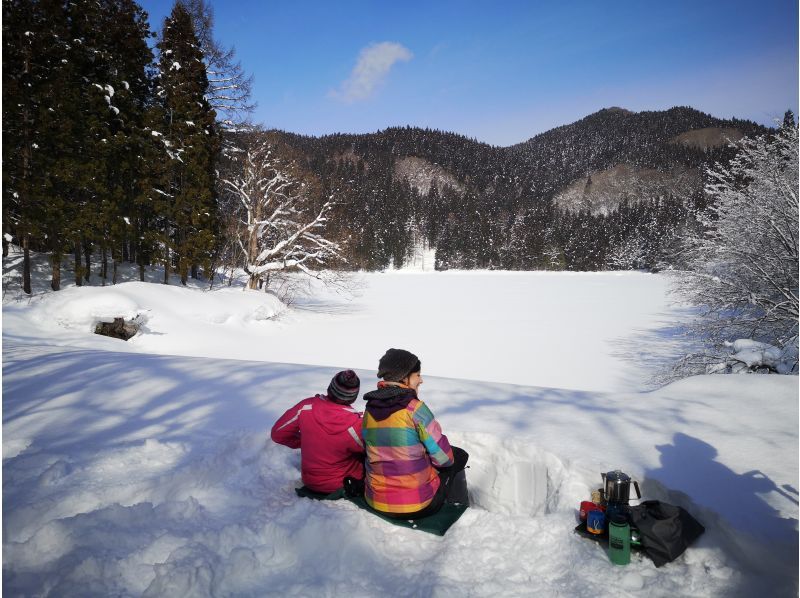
[333, 42, 413, 103]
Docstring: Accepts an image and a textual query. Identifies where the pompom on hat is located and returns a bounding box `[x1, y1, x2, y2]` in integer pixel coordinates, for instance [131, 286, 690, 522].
[377, 348, 421, 382]
[328, 370, 360, 404]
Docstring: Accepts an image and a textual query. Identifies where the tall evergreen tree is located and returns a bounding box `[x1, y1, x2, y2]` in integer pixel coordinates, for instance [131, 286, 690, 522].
[3, 0, 46, 292]
[156, 2, 219, 285]
[95, 0, 156, 284]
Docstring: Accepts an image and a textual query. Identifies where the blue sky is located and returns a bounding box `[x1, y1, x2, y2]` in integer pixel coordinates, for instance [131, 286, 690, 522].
[138, 0, 799, 146]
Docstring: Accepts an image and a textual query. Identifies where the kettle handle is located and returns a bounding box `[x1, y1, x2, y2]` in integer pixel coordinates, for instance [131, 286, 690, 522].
[633, 480, 641, 499]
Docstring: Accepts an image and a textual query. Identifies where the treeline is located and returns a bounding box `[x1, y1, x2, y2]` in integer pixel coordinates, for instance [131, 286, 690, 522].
[277, 108, 764, 271]
[3, 0, 222, 292]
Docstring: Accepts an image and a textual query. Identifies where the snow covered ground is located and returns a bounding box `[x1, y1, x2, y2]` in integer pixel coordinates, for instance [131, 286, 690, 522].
[3, 252, 798, 597]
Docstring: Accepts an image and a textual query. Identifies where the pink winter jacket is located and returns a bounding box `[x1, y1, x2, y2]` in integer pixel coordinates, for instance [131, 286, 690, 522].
[270, 395, 365, 493]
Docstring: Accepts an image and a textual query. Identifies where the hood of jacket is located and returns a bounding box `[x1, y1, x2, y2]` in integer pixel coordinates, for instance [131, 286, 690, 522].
[312, 395, 361, 434]
[363, 384, 417, 421]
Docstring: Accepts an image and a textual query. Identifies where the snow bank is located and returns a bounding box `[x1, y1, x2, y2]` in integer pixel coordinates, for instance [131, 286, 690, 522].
[4, 281, 285, 357]
[44, 286, 144, 331]
[3, 344, 797, 597]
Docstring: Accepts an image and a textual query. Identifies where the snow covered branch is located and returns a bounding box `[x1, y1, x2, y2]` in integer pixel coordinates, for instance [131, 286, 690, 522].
[220, 138, 342, 289]
[668, 118, 799, 375]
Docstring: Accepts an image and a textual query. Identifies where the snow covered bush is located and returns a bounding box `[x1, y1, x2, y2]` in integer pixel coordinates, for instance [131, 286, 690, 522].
[670, 114, 799, 376]
[706, 339, 798, 375]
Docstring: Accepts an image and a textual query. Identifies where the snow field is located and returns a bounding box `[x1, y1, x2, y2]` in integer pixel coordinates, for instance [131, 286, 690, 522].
[2, 257, 797, 596]
[3, 263, 691, 392]
[4, 341, 796, 596]
[2, 424, 752, 597]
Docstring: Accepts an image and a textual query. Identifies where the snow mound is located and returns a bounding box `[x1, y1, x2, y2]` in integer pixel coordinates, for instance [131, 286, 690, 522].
[37, 286, 144, 332]
[722, 339, 798, 374]
[5, 281, 286, 356]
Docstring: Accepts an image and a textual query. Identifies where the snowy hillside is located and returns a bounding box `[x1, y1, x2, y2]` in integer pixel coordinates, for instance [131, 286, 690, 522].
[2, 256, 798, 597]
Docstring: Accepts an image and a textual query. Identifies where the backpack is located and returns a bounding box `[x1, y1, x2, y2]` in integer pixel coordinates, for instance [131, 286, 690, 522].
[628, 500, 705, 567]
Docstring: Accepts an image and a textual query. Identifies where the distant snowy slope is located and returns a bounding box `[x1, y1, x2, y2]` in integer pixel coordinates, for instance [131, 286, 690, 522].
[3, 342, 797, 597]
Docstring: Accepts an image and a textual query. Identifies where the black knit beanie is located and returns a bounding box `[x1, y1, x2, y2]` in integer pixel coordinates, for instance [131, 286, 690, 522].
[328, 370, 360, 404]
[377, 348, 421, 382]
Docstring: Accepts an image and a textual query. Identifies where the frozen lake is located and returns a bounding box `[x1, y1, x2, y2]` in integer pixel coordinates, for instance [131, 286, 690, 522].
[267, 270, 690, 391]
[3, 269, 691, 392]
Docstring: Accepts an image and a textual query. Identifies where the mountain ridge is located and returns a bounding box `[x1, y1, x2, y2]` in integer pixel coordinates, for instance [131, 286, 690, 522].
[227, 106, 769, 271]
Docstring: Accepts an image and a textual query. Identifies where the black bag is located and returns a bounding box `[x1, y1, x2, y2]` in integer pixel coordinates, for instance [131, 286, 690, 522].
[628, 500, 705, 567]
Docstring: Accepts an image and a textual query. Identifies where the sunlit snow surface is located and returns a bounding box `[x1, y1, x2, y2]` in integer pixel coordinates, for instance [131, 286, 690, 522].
[3, 260, 798, 597]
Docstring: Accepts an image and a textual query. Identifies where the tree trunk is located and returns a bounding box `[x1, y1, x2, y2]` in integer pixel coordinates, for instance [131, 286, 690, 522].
[122, 238, 129, 262]
[207, 261, 216, 290]
[112, 260, 118, 285]
[74, 240, 83, 286]
[22, 235, 31, 294]
[3, 234, 8, 257]
[101, 246, 108, 286]
[139, 263, 145, 282]
[248, 273, 259, 289]
[191, 263, 198, 279]
[50, 252, 61, 291]
[163, 247, 170, 284]
[83, 240, 91, 282]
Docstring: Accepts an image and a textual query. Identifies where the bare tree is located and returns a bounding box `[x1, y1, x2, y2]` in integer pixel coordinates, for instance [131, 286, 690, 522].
[220, 135, 342, 290]
[668, 115, 798, 374]
[179, 0, 255, 126]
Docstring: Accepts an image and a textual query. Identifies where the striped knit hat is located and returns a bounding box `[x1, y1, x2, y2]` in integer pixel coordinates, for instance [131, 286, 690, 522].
[328, 370, 360, 404]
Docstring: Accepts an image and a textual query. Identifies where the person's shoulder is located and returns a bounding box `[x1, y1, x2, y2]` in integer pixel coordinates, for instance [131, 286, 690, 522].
[407, 397, 432, 418]
[337, 401, 363, 418]
[289, 395, 319, 410]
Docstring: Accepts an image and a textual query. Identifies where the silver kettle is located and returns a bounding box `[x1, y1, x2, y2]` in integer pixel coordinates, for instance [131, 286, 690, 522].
[602, 469, 641, 504]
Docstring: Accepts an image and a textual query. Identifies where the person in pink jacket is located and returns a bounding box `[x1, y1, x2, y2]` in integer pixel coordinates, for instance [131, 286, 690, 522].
[270, 370, 365, 494]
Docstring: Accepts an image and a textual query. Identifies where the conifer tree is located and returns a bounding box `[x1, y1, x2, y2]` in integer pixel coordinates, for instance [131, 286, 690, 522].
[3, 0, 44, 292]
[3, 0, 77, 291]
[95, 0, 156, 284]
[156, 2, 219, 285]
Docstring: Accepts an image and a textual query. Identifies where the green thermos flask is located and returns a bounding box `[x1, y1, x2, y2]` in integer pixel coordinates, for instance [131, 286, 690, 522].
[608, 515, 631, 565]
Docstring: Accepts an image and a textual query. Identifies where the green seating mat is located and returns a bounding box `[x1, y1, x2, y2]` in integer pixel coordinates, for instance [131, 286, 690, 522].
[294, 486, 468, 536]
[294, 486, 346, 500]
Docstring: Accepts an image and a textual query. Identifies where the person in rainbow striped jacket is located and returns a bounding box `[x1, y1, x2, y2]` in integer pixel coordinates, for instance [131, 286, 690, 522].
[362, 348, 469, 518]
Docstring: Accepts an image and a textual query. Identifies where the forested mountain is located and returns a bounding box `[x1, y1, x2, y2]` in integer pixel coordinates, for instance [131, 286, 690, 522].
[2, 0, 774, 290]
[260, 107, 767, 271]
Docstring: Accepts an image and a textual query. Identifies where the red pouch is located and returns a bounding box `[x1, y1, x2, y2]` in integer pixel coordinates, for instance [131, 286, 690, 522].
[580, 500, 601, 521]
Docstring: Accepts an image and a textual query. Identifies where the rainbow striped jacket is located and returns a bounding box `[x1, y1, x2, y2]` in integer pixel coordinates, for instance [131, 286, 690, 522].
[362, 384, 454, 514]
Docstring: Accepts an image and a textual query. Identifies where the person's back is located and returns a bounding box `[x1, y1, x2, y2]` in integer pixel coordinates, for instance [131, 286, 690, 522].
[362, 349, 468, 518]
[363, 383, 452, 513]
[271, 370, 364, 494]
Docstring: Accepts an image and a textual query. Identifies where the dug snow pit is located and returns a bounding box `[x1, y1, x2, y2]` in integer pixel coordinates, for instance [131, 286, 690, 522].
[95, 317, 139, 340]
[451, 433, 568, 517]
